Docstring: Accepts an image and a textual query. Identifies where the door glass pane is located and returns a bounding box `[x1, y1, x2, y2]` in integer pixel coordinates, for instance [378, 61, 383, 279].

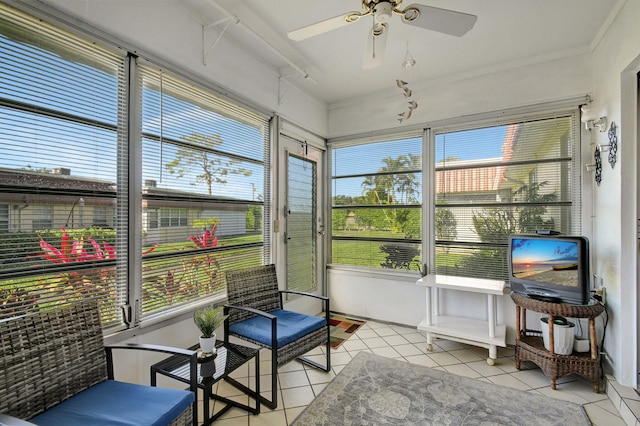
[287, 154, 316, 292]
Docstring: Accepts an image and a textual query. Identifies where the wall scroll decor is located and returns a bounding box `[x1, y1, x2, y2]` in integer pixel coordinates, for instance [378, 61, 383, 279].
[593, 146, 602, 186]
[595, 121, 617, 170]
[607, 122, 617, 168]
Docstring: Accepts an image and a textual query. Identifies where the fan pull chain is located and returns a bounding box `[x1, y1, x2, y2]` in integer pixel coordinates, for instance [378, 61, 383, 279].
[371, 14, 376, 59]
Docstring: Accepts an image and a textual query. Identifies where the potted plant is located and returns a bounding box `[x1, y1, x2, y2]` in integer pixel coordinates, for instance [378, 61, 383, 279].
[193, 305, 228, 354]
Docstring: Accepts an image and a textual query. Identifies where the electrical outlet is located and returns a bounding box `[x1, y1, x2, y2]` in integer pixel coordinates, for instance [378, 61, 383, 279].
[595, 287, 606, 305]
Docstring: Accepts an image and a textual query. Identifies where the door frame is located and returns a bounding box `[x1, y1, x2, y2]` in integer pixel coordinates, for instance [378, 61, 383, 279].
[274, 118, 327, 302]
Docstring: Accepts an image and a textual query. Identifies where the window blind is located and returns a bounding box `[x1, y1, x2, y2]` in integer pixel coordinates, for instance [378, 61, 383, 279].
[137, 64, 271, 318]
[0, 3, 127, 327]
[330, 135, 423, 271]
[433, 113, 581, 281]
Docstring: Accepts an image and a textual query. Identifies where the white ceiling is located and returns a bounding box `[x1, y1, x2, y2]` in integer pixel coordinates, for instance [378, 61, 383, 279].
[180, 0, 622, 105]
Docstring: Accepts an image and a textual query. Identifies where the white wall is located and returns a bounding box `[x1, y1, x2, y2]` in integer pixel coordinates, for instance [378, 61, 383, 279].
[328, 53, 593, 138]
[589, 0, 640, 388]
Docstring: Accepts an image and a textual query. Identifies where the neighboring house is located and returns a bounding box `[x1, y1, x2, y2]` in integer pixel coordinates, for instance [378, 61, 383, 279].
[0, 168, 248, 241]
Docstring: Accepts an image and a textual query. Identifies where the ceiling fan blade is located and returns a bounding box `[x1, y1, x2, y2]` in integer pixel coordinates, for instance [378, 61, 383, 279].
[288, 11, 363, 41]
[401, 4, 477, 37]
[363, 24, 388, 69]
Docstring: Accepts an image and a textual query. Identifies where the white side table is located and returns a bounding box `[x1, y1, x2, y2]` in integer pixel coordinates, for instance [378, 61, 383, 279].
[416, 274, 507, 365]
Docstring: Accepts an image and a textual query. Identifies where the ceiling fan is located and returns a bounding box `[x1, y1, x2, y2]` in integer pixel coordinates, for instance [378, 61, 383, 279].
[287, 0, 477, 69]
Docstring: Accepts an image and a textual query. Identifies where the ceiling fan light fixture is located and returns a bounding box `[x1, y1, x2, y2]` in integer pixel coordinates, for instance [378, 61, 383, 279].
[401, 7, 420, 22]
[345, 13, 362, 24]
[372, 22, 387, 36]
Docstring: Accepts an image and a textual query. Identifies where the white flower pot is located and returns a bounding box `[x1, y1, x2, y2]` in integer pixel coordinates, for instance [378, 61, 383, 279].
[540, 317, 575, 355]
[199, 333, 217, 354]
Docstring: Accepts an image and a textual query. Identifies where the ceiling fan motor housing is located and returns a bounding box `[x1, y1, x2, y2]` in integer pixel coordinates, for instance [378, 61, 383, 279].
[373, 2, 393, 23]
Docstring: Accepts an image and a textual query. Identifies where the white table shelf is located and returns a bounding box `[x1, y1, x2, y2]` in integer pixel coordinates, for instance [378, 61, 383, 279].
[416, 274, 508, 365]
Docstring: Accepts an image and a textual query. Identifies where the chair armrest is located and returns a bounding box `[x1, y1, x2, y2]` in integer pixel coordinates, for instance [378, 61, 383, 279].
[279, 291, 330, 316]
[280, 290, 329, 301]
[104, 343, 198, 394]
[223, 304, 276, 320]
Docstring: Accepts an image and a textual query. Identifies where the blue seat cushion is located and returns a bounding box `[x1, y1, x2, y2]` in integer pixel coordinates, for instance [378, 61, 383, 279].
[31, 380, 194, 426]
[229, 309, 326, 348]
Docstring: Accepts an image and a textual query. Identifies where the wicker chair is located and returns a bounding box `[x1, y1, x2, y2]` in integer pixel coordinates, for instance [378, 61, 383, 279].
[0, 300, 197, 426]
[223, 264, 331, 409]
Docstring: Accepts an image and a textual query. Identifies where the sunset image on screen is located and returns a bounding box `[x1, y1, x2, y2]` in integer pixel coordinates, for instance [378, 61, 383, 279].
[511, 238, 579, 287]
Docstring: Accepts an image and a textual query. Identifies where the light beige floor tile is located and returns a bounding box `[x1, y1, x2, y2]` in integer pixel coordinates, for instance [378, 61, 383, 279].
[444, 363, 483, 379]
[449, 348, 484, 363]
[341, 337, 368, 351]
[370, 345, 401, 358]
[402, 332, 428, 344]
[305, 367, 335, 385]
[487, 373, 532, 391]
[405, 354, 438, 368]
[362, 336, 391, 349]
[393, 343, 423, 357]
[249, 409, 286, 426]
[281, 386, 316, 408]
[285, 406, 305, 425]
[428, 351, 464, 366]
[373, 326, 398, 337]
[328, 350, 353, 365]
[466, 359, 506, 377]
[278, 370, 310, 389]
[584, 402, 626, 426]
[381, 334, 409, 346]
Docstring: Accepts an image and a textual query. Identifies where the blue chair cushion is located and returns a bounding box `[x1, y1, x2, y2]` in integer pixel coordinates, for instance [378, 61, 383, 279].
[31, 380, 194, 426]
[229, 309, 326, 348]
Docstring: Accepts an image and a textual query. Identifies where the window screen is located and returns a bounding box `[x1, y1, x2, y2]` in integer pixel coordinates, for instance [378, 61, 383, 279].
[330, 136, 423, 271]
[138, 65, 270, 319]
[433, 114, 581, 281]
[0, 4, 126, 327]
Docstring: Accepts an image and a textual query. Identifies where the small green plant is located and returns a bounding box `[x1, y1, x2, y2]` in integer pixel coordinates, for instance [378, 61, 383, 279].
[193, 305, 228, 338]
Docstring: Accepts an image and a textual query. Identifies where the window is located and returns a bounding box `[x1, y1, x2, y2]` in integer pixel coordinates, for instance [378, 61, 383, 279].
[92, 206, 108, 227]
[0, 4, 125, 326]
[32, 206, 53, 231]
[159, 208, 188, 228]
[433, 113, 581, 281]
[138, 64, 270, 319]
[330, 135, 423, 271]
[0, 4, 271, 328]
[0, 205, 8, 231]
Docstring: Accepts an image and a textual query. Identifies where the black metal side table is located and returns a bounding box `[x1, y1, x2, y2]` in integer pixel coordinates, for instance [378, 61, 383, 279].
[151, 341, 260, 425]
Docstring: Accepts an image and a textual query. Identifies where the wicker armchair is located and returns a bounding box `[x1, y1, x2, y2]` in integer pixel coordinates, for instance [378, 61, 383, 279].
[0, 300, 197, 426]
[224, 264, 331, 409]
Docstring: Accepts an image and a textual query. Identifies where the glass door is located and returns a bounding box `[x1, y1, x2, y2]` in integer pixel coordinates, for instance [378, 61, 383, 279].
[280, 136, 325, 294]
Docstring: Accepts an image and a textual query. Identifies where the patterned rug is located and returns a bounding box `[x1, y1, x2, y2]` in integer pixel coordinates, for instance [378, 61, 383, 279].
[328, 313, 366, 349]
[292, 352, 591, 426]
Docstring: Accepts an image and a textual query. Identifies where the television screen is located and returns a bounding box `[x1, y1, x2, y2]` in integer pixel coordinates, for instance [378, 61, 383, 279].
[508, 234, 590, 305]
[510, 238, 580, 288]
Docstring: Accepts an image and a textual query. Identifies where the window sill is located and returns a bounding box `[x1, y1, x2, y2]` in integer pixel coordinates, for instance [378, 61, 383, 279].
[327, 264, 421, 283]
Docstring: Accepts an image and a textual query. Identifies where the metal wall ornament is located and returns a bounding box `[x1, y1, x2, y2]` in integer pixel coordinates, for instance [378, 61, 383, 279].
[593, 146, 602, 186]
[607, 122, 617, 168]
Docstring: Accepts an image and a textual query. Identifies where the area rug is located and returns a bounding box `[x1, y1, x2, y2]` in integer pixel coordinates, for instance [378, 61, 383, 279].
[328, 313, 366, 349]
[291, 352, 591, 426]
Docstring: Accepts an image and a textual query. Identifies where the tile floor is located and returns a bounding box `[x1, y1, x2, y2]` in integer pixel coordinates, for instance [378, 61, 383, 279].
[199, 318, 628, 425]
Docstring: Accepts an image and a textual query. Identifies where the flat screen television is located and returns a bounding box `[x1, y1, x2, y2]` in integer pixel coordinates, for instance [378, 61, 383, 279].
[508, 233, 590, 305]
